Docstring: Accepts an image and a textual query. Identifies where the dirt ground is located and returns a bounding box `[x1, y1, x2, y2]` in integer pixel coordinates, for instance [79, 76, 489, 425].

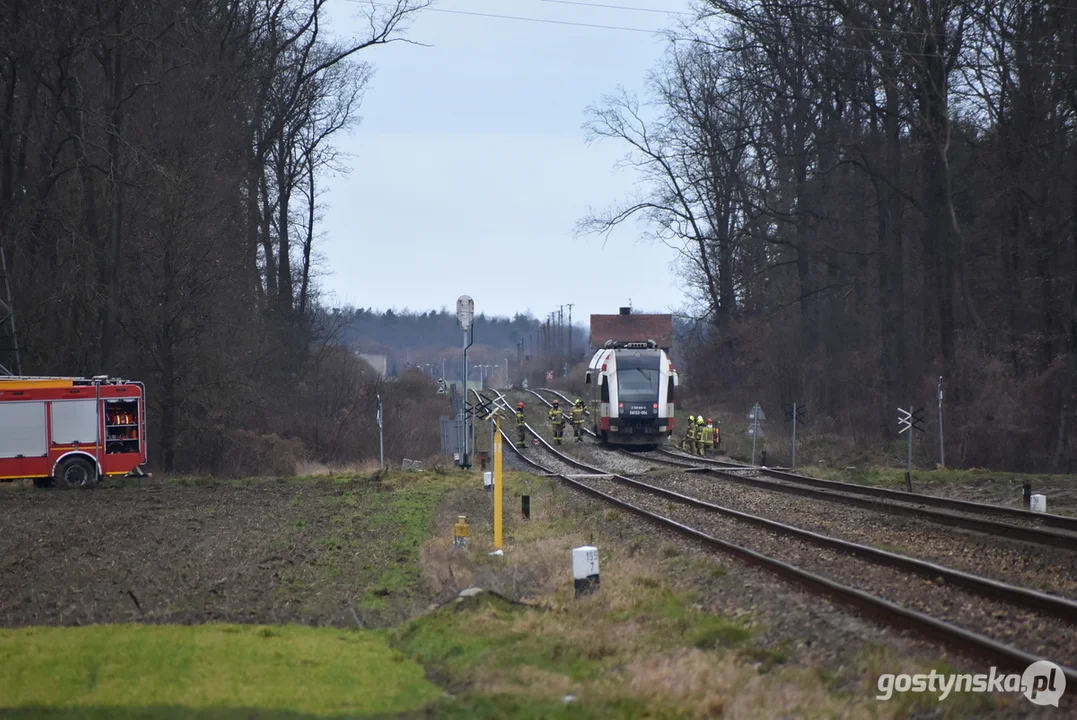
[0, 479, 387, 628]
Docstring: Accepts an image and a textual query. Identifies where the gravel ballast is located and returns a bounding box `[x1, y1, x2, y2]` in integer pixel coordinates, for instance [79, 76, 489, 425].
[504, 433, 1077, 668]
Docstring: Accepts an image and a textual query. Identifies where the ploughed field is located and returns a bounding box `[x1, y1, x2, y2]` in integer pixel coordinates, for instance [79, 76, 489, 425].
[0, 479, 415, 628]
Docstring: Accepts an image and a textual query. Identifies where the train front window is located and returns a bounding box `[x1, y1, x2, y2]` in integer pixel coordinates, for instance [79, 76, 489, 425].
[617, 368, 660, 402]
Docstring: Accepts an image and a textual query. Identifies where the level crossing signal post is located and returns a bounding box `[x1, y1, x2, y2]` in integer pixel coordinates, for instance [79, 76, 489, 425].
[897, 406, 926, 491]
[784, 402, 806, 468]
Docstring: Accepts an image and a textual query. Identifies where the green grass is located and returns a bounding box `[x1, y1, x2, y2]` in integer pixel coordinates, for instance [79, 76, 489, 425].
[0, 624, 440, 718]
[312, 482, 445, 606]
[352, 486, 445, 608]
[802, 464, 1073, 489]
[607, 585, 753, 653]
[392, 593, 604, 684]
[388, 578, 768, 714]
[280, 469, 476, 615]
[388, 592, 705, 718]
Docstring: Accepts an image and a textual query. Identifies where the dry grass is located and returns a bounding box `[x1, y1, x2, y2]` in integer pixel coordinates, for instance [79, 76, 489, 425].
[401, 471, 922, 718]
[294, 458, 382, 477]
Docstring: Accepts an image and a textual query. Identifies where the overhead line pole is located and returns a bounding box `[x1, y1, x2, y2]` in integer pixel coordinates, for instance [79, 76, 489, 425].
[559, 305, 564, 358]
[567, 303, 573, 362]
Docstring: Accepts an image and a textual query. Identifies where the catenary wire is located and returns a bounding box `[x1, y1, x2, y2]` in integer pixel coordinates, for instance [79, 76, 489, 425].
[346, 0, 665, 33]
[344, 1, 1077, 67]
[533, 0, 693, 16]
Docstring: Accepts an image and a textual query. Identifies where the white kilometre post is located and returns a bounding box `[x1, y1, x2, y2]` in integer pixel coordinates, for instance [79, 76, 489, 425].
[572, 546, 600, 597]
[1031, 494, 1047, 513]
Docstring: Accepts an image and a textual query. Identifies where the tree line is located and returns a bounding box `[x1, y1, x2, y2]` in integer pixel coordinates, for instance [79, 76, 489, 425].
[585, 0, 1077, 471]
[330, 307, 542, 351]
[0, 0, 440, 473]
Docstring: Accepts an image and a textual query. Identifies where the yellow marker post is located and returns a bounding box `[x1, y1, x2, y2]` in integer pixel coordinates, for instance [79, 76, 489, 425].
[494, 413, 503, 550]
[453, 515, 470, 550]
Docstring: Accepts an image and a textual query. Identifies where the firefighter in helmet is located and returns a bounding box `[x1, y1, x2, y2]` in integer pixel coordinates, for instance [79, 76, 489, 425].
[515, 402, 527, 448]
[702, 418, 716, 457]
[548, 399, 565, 445]
[695, 416, 707, 456]
[571, 399, 586, 442]
[681, 415, 696, 450]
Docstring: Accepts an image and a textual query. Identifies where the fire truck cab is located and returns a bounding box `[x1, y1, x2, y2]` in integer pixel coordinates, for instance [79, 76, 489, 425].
[0, 376, 148, 487]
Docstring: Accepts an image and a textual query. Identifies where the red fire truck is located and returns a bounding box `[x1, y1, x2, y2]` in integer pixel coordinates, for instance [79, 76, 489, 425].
[0, 376, 148, 487]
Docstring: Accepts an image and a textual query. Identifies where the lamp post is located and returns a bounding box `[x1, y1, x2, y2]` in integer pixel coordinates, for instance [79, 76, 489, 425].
[457, 296, 474, 468]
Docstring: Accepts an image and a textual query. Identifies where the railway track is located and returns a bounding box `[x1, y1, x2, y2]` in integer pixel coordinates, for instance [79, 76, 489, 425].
[474, 388, 1077, 688]
[661, 446, 1077, 533]
[524, 388, 1077, 550]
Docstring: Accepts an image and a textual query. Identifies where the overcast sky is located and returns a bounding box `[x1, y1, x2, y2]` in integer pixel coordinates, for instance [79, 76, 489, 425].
[318, 0, 693, 325]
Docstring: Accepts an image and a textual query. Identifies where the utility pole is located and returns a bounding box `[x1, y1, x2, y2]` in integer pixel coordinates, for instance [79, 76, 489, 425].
[0, 242, 21, 375]
[376, 394, 384, 470]
[559, 305, 564, 357]
[566, 303, 574, 361]
[938, 376, 945, 468]
[791, 403, 796, 468]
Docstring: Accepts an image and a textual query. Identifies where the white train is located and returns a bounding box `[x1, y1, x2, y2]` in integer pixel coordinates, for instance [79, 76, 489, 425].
[584, 340, 678, 448]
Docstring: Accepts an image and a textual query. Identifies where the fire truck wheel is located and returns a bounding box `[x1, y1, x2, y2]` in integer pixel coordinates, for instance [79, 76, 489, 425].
[54, 457, 99, 489]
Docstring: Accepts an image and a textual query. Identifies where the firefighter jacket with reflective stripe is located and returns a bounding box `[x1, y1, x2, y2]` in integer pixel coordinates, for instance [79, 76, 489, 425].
[549, 407, 564, 425]
[571, 406, 585, 423]
[516, 411, 525, 427]
[702, 426, 715, 444]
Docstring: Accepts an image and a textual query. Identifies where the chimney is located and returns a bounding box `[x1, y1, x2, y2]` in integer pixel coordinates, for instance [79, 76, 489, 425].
[619, 307, 631, 315]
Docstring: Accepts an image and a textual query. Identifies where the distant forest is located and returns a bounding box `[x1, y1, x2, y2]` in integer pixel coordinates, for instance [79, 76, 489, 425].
[327, 307, 587, 353]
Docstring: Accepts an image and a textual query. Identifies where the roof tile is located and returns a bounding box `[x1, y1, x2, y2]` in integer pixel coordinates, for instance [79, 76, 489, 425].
[589, 314, 674, 349]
